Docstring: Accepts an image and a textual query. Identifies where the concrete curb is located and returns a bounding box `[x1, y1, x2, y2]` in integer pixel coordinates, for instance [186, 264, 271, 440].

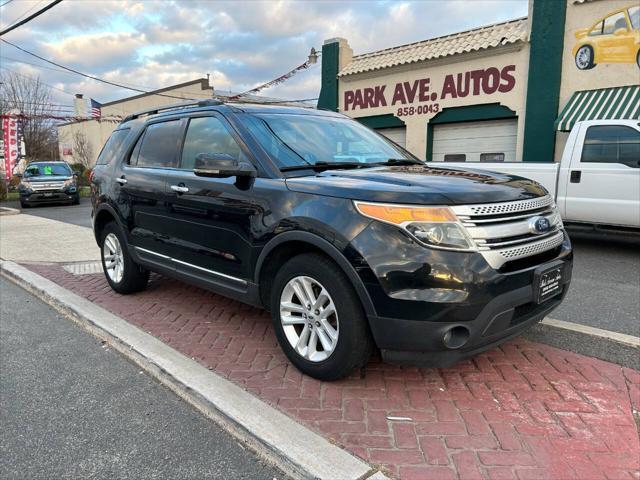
[525, 317, 639, 371]
[0, 206, 20, 216]
[0, 260, 387, 480]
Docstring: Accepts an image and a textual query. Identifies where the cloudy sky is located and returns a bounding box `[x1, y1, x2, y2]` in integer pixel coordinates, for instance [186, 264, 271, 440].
[0, 0, 527, 109]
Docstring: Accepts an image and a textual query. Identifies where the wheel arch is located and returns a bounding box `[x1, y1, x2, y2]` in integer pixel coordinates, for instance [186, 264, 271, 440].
[255, 231, 376, 317]
[93, 204, 122, 244]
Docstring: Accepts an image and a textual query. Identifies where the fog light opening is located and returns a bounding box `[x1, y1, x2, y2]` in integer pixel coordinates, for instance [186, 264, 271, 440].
[443, 326, 470, 350]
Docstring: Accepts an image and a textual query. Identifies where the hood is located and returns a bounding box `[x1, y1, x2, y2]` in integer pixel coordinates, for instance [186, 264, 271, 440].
[285, 164, 548, 205]
[574, 27, 589, 40]
[23, 175, 72, 182]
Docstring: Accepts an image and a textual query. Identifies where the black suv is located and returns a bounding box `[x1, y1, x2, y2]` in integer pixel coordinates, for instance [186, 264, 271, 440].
[91, 100, 572, 380]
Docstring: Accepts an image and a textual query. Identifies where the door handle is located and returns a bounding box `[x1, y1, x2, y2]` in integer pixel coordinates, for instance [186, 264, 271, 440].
[115, 177, 127, 185]
[570, 170, 581, 183]
[170, 185, 189, 194]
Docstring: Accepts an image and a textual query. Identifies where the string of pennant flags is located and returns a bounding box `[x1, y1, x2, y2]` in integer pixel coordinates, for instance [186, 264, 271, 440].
[0, 46, 319, 180]
[0, 113, 122, 123]
[0, 113, 124, 123]
[228, 59, 312, 100]
[0, 96, 111, 123]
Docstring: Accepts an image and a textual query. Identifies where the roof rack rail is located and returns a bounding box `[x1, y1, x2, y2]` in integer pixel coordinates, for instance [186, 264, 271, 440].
[121, 98, 224, 123]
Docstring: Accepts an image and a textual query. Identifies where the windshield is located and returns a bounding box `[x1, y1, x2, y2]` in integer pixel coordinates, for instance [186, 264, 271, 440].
[244, 113, 417, 169]
[23, 163, 72, 177]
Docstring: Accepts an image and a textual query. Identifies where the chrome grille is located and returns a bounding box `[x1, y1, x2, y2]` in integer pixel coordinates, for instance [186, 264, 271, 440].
[451, 195, 564, 269]
[31, 181, 65, 192]
[453, 196, 554, 217]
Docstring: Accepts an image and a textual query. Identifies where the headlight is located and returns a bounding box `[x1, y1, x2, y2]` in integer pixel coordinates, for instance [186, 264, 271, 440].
[550, 203, 564, 228]
[20, 181, 32, 189]
[354, 201, 476, 251]
[64, 178, 75, 187]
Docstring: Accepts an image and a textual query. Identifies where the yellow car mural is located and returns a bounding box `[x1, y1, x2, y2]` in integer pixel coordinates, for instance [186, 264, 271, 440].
[573, 4, 640, 70]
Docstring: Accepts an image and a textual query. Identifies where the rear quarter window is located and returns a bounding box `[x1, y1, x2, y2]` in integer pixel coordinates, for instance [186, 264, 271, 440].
[96, 129, 130, 166]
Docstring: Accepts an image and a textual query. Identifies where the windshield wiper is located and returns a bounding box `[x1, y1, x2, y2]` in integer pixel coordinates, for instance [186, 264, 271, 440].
[374, 158, 424, 166]
[280, 161, 376, 172]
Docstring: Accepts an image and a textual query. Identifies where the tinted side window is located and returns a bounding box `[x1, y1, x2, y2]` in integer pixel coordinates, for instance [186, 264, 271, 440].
[96, 129, 130, 165]
[180, 116, 241, 170]
[581, 125, 640, 166]
[129, 131, 145, 165]
[135, 120, 183, 168]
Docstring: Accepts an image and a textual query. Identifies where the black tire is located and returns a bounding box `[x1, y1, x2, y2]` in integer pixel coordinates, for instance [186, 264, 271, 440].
[19, 200, 29, 209]
[71, 194, 80, 205]
[99, 221, 149, 294]
[575, 45, 595, 70]
[270, 253, 373, 380]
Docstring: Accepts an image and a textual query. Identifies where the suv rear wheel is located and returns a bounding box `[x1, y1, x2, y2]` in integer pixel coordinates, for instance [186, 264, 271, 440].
[270, 253, 373, 380]
[100, 221, 149, 294]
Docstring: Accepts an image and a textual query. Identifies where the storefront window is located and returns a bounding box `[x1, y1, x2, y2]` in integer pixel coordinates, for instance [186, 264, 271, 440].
[444, 154, 466, 162]
[480, 153, 505, 162]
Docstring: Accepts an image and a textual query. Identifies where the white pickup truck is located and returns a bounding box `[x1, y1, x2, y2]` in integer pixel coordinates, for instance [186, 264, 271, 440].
[431, 120, 640, 229]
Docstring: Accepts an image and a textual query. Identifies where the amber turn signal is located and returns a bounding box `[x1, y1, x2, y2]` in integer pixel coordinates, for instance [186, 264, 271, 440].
[354, 202, 457, 225]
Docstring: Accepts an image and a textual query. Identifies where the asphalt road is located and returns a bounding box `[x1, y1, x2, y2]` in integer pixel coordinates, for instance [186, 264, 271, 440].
[6, 199, 639, 337]
[3, 197, 93, 228]
[0, 277, 283, 480]
[554, 229, 639, 336]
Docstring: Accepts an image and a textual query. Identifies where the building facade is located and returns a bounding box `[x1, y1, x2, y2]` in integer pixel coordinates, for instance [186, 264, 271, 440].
[318, 0, 639, 162]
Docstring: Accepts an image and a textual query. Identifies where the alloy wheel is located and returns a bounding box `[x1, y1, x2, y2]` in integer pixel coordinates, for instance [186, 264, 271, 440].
[279, 275, 339, 362]
[103, 233, 124, 283]
[576, 46, 592, 69]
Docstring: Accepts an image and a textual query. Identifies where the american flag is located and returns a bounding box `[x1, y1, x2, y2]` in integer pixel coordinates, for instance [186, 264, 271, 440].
[90, 98, 102, 118]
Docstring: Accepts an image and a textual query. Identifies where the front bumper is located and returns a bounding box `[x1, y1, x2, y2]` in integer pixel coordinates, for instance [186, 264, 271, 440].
[348, 221, 573, 367]
[20, 190, 77, 204]
[373, 275, 570, 367]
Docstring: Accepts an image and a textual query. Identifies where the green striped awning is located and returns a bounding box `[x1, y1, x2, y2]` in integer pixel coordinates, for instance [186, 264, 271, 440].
[555, 85, 640, 131]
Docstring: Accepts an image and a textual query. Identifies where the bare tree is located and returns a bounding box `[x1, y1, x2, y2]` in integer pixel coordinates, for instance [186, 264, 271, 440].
[0, 71, 59, 161]
[72, 131, 93, 167]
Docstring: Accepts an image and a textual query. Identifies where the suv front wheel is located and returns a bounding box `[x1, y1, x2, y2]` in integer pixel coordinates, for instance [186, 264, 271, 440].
[270, 253, 373, 380]
[100, 221, 150, 294]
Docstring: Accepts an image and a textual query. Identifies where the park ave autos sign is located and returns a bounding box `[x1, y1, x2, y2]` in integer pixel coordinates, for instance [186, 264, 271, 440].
[343, 65, 516, 117]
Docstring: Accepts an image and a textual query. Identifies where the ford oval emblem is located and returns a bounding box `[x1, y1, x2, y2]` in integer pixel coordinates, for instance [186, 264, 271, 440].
[529, 216, 551, 235]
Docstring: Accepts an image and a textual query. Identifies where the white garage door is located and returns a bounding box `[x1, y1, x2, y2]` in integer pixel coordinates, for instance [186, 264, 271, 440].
[376, 127, 407, 149]
[432, 119, 517, 162]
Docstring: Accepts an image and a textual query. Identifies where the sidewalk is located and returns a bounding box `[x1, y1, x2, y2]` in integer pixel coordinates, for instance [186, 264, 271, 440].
[0, 213, 99, 263]
[2, 214, 639, 479]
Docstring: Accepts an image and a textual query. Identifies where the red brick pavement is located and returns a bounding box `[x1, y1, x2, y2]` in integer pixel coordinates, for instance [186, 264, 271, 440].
[26, 263, 640, 480]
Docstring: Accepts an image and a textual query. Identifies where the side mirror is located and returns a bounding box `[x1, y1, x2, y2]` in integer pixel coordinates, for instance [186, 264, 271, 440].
[73, 172, 79, 178]
[194, 153, 257, 178]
